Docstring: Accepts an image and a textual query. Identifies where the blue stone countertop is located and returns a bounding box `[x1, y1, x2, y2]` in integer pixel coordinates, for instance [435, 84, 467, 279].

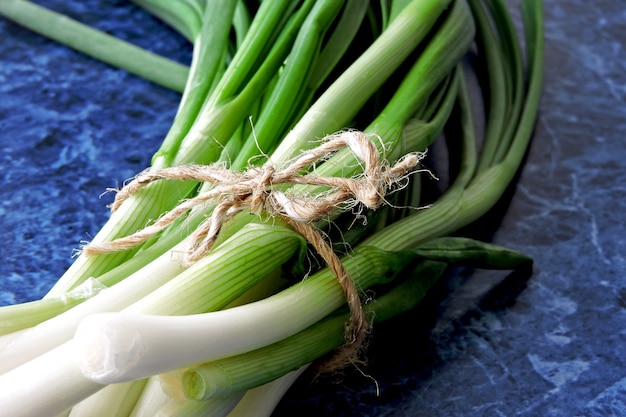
[1, 1, 625, 416]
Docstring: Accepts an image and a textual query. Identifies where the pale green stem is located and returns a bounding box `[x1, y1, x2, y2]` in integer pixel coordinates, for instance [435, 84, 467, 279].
[269, 0, 454, 164]
[72, 246, 413, 384]
[0, 0, 189, 92]
[68, 380, 148, 417]
[155, 392, 243, 417]
[130, 0, 203, 41]
[128, 377, 170, 417]
[181, 261, 447, 401]
[226, 367, 308, 417]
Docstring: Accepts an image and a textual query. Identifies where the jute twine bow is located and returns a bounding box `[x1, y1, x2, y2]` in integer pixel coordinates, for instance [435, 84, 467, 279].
[83, 130, 425, 369]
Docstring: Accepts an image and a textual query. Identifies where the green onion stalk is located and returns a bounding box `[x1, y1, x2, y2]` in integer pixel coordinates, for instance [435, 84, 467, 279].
[0, 0, 460, 332]
[0, 0, 543, 416]
[0, 0, 472, 365]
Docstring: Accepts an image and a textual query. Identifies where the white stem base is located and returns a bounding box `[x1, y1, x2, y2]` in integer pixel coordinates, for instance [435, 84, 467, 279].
[0, 341, 105, 417]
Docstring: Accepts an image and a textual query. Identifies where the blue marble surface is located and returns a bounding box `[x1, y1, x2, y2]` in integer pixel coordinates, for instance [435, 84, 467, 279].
[1, 1, 625, 416]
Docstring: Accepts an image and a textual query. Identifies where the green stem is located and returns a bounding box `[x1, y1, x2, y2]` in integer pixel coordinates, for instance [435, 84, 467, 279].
[0, 0, 190, 92]
[487, 0, 525, 163]
[468, 0, 509, 173]
[362, 0, 544, 252]
[366, 0, 475, 160]
[269, 0, 455, 164]
[230, 0, 347, 169]
[181, 260, 447, 400]
[44, 1, 313, 295]
[254, 0, 470, 195]
[130, 0, 203, 41]
[171, 0, 316, 166]
[151, 0, 239, 168]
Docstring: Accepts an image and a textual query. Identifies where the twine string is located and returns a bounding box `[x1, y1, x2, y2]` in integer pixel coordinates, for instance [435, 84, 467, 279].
[83, 130, 425, 368]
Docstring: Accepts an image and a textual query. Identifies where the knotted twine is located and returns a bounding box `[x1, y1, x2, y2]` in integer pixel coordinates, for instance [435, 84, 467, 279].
[83, 130, 425, 370]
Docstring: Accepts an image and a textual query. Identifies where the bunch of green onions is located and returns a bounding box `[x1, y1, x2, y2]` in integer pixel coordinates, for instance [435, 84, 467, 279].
[0, 0, 543, 416]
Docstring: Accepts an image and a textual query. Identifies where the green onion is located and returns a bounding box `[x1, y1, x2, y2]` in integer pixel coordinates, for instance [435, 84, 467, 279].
[0, 0, 544, 415]
[31, 0, 455, 301]
[0, 220, 302, 374]
[72, 246, 415, 384]
[0, 0, 468, 334]
[180, 260, 448, 401]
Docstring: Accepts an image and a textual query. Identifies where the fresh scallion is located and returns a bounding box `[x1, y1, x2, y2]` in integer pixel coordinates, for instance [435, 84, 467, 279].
[0, 0, 544, 415]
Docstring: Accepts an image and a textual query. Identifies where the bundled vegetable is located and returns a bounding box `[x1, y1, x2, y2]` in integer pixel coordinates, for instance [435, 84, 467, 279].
[0, 0, 543, 416]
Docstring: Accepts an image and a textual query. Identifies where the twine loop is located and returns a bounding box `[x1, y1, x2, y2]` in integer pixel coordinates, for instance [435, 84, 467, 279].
[83, 130, 426, 368]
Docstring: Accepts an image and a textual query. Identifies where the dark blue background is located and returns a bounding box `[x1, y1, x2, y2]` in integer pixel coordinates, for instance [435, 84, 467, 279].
[1, 1, 625, 416]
